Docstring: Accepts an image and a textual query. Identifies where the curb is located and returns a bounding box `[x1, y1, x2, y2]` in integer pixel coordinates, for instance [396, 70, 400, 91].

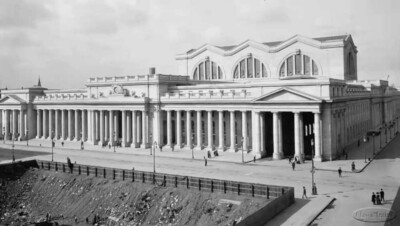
[307, 197, 336, 226]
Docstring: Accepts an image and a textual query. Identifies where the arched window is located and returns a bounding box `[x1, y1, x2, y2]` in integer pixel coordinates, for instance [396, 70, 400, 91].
[233, 54, 268, 79]
[279, 52, 319, 77]
[193, 58, 223, 80]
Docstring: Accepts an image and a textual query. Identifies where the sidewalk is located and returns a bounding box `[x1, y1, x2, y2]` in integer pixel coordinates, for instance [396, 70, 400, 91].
[265, 197, 335, 226]
[1, 131, 398, 173]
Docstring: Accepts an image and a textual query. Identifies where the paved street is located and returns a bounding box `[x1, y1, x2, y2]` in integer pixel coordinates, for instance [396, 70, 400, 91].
[1, 132, 399, 225]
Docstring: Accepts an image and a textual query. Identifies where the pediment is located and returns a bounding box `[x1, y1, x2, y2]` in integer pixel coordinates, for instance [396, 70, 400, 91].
[252, 87, 321, 103]
[0, 95, 26, 105]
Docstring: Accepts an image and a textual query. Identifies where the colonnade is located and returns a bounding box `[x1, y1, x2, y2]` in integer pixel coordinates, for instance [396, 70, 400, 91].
[35, 109, 148, 148]
[1, 109, 27, 140]
[160, 109, 322, 160]
[1, 108, 322, 161]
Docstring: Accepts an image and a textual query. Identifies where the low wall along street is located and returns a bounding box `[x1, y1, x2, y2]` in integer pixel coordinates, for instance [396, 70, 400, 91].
[1, 160, 295, 225]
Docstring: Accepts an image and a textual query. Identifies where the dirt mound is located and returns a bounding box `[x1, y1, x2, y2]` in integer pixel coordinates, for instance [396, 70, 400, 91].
[0, 168, 268, 225]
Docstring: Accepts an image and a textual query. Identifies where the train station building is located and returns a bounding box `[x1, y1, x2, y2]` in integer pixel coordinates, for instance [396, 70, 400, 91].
[1, 34, 399, 161]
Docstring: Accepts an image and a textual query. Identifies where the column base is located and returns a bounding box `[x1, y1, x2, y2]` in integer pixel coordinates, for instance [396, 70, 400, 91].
[140, 143, 150, 149]
[228, 147, 237, 153]
[217, 147, 225, 152]
[122, 143, 130, 148]
[313, 156, 322, 162]
[253, 152, 262, 159]
[273, 152, 282, 160]
[131, 142, 139, 148]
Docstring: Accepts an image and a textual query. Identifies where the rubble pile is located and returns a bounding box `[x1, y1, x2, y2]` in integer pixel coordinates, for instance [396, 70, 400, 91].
[0, 168, 267, 225]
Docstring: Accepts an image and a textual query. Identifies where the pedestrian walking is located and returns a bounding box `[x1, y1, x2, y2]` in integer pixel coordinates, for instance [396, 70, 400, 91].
[61, 141, 64, 147]
[376, 194, 381, 205]
[380, 189, 385, 203]
[302, 186, 307, 199]
[338, 167, 342, 177]
[371, 192, 376, 205]
[204, 157, 207, 166]
[288, 156, 292, 164]
[345, 152, 348, 160]
[253, 156, 256, 163]
[292, 161, 295, 170]
[351, 161, 355, 171]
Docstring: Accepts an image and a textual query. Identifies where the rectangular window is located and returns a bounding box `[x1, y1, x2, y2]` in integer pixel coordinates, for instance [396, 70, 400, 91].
[295, 54, 302, 74]
[247, 58, 253, 78]
[240, 60, 246, 78]
[205, 61, 210, 80]
[304, 56, 310, 75]
[312, 60, 318, 75]
[212, 62, 217, 79]
[255, 59, 260, 78]
[199, 64, 204, 80]
[287, 57, 293, 76]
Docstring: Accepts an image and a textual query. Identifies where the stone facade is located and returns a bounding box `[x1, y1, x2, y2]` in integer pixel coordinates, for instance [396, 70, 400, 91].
[1, 34, 399, 161]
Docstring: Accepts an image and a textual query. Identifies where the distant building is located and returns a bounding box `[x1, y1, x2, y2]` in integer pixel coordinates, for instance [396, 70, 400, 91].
[1, 34, 399, 161]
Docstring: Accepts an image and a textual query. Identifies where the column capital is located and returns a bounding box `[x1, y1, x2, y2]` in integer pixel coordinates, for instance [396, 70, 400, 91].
[292, 111, 300, 114]
[312, 111, 321, 114]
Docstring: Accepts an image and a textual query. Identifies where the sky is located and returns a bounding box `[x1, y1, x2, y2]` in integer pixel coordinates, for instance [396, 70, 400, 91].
[0, 0, 399, 89]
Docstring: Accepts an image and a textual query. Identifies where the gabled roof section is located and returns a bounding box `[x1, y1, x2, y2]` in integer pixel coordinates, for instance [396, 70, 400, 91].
[0, 95, 27, 105]
[251, 87, 322, 103]
[176, 34, 349, 60]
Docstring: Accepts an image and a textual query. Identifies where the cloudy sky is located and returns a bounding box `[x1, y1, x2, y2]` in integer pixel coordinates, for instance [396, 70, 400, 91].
[1, 0, 399, 89]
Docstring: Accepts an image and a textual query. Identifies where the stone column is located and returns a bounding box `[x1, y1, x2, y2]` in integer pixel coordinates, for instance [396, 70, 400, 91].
[109, 110, 114, 145]
[299, 113, 304, 163]
[19, 110, 25, 140]
[273, 112, 281, 159]
[132, 111, 138, 148]
[229, 111, 236, 152]
[252, 111, 261, 157]
[140, 110, 148, 148]
[74, 110, 79, 141]
[100, 110, 105, 145]
[96, 111, 100, 142]
[114, 112, 118, 143]
[166, 110, 172, 148]
[61, 110, 66, 140]
[278, 112, 283, 156]
[92, 110, 97, 145]
[42, 110, 47, 139]
[48, 110, 53, 139]
[196, 110, 202, 150]
[127, 111, 131, 145]
[260, 113, 265, 153]
[176, 110, 182, 149]
[122, 110, 127, 147]
[218, 111, 224, 151]
[36, 110, 41, 139]
[294, 112, 300, 159]
[242, 111, 248, 152]
[68, 110, 73, 141]
[314, 112, 322, 161]
[81, 110, 86, 142]
[186, 111, 192, 148]
[207, 110, 213, 150]
[137, 112, 142, 146]
[55, 110, 59, 140]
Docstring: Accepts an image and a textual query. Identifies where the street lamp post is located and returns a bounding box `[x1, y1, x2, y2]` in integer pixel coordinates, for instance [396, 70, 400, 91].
[80, 132, 84, 150]
[241, 136, 244, 163]
[379, 127, 382, 149]
[363, 135, 368, 163]
[113, 131, 116, 153]
[12, 133, 15, 162]
[311, 139, 317, 195]
[191, 134, 194, 159]
[26, 129, 29, 146]
[51, 131, 54, 162]
[372, 132, 376, 155]
[153, 141, 157, 173]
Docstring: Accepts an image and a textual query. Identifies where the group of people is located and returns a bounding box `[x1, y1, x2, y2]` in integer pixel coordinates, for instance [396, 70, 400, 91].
[371, 189, 385, 205]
